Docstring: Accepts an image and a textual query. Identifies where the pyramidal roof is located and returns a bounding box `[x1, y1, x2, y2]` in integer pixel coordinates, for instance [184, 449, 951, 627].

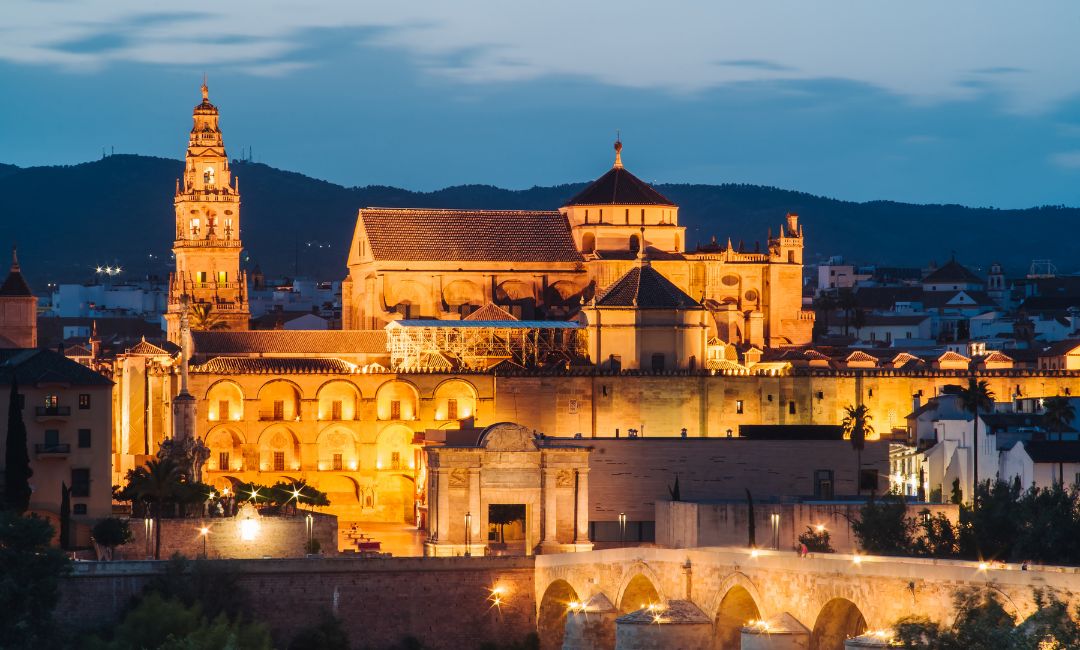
[0, 248, 32, 297]
[595, 263, 699, 309]
[464, 303, 518, 321]
[565, 141, 675, 207]
[924, 259, 982, 284]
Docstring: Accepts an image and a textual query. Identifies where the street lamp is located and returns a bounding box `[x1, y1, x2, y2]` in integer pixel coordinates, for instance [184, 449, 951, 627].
[465, 512, 472, 557]
[618, 512, 627, 545]
[199, 526, 209, 558]
[305, 513, 314, 554]
[770, 513, 780, 550]
[726, 428, 733, 438]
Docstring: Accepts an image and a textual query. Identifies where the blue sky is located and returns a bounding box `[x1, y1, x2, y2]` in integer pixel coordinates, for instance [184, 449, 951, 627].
[3, 1, 1080, 207]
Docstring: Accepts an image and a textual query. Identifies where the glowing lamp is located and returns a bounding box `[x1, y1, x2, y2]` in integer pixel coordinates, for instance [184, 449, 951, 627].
[815, 524, 826, 533]
[240, 518, 259, 541]
[199, 526, 210, 536]
[852, 554, 862, 565]
[978, 562, 989, 571]
[749, 549, 759, 558]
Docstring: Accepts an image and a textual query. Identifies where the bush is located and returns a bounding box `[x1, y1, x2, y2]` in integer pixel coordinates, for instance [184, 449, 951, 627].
[851, 494, 913, 555]
[143, 554, 252, 622]
[797, 526, 834, 553]
[0, 512, 71, 648]
[304, 537, 321, 555]
[88, 592, 272, 650]
[92, 517, 134, 559]
[288, 611, 349, 650]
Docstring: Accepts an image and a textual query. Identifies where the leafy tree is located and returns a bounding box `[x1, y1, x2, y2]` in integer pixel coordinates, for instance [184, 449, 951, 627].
[288, 610, 350, 650]
[88, 592, 271, 650]
[797, 526, 834, 553]
[950, 478, 963, 505]
[268, 481, 330, 513]
[144, 554, 253, 622]
[59, 481, 71, 549]
[958, 479, 1021, 562]
[745, 488, 756, 548]
[0, 512, 71, 648]
[489, 504, 523, 544]
[1043, 396, 1076, 441]
[852, 494, 913, 555]
[958, 378, 994, 505]
[92, 517, 134, 560]
[187, 303, 227, 332]
[667, 475, 681, 501]
[841, 404, 874, 495]
[123, 458, 182, 559]
[1011, 483, 1080, 565]
[3, 379, 32, 514]
[912, 509, 959, 558]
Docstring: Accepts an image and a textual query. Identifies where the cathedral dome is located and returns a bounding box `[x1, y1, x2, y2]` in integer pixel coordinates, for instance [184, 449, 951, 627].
[565, 140, 675, 207]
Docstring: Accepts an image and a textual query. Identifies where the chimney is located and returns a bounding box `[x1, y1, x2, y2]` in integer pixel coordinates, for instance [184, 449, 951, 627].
[912, 391, 922, 414]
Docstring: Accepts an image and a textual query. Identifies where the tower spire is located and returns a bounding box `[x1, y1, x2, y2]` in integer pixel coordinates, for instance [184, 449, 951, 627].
[614, 132, 623, 169]
[10, 245, 18, 272]
[201, 74, 208, 102]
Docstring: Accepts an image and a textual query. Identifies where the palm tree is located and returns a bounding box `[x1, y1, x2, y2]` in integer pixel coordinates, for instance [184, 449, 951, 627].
[1043, 396, 1075, 442]
[188, 303, 226, 331]
[125, 458, 181, 559]
[841, 404, 874, 495]
[958, 378, 995, 506]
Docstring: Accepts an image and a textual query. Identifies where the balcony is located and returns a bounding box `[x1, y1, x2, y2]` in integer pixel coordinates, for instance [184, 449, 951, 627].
[35, 406, 71, 418]
[35, 443, 70, 457]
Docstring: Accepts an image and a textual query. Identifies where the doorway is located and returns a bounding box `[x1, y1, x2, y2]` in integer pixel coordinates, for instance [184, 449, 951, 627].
[487, 503, 526, 555]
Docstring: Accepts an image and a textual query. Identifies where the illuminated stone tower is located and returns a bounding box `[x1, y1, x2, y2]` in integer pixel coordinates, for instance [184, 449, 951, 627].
[165, 80, 249, 344]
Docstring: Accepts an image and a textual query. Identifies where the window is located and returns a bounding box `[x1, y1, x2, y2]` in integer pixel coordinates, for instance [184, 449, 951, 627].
[625, 208, 630, 224]
[78, 394, 91, 409]
[390, 400, 401, 420]
[814, 470, 834, 499]
[219, 451, 230, 472]
[78, 429, 91, 448]
[447, 399, 458, 421]
[331, 400, 342, 421]
[788, 401, 796, 415]
[651, 354, 666, 372]
[195, 271, 207, 283]
[333, 453, 343, 471]
[71, 468, 90, 497]
[218, 400, 230, 421]
[73, 504, 87, 515]
[859, 469, 879, 492]
[629, 234, 640, 253]
[391, 451, 401, 470]
[45, 429, 59, 446]
[273, 452, 285, 472]
[273, 400, 284, 420]
[190, 218, 201, 236]
[217, 271, 228, 284]
[736, 400, 744, 415]
[44, 395, 58, 408]
[203, 167, 215, 185]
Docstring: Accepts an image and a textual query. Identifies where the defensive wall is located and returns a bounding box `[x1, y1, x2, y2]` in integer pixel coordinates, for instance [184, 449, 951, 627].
[58, 555, 536, 649]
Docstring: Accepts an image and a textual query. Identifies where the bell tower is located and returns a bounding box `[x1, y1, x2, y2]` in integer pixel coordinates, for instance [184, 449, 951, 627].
[165, 80, 249, 344]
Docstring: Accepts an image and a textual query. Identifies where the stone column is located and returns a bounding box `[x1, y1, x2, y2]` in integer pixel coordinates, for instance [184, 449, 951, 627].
[436, 468, 450, 544]
[468, 468, 481, 552]
[575, 468, 590, 543]
[542, 467, 558, 547]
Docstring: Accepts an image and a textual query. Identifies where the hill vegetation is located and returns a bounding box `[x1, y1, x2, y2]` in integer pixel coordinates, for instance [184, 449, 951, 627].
[0, 154, 1071, 284]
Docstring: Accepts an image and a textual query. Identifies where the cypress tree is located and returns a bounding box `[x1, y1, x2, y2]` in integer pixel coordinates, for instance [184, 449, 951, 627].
[4, 378, 32, 513]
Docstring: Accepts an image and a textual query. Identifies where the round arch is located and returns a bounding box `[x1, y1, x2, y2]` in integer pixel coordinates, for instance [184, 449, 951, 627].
[205, 379, 245, 422]
[375, 379, 420, 421]
[615, 565, 664, 613]
[715, 585, 762, 649]
[376, 424, 416, 471]
[315, 474, 360, 506]
[581, 232, 596, 254]
[203, 425, 246, 472]
[537, 579, 580, 650]
[257, 379, 303, 422]
[316, 425, 361, 471]
[256, 378, 304, 400]
[315, 380, 361, 421]
[811, 598, 868, 650]
[256, 424, 301, 473]
[432, 378, 478, 421]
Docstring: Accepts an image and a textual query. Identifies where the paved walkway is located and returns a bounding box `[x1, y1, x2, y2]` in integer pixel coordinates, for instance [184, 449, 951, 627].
[338, 522, 426, 556]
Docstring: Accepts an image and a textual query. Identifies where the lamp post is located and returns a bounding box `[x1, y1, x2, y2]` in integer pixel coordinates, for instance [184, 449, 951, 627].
[465, 512, 472, 557]
[618, 512, 627, 545]
[199, 526, 209, 558]
[305, 513, 314, 554]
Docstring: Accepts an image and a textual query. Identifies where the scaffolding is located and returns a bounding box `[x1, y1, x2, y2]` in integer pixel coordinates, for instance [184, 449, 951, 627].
[386, 320, 584, 371]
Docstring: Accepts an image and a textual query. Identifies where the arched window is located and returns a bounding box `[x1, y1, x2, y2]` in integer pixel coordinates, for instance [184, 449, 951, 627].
[629, 234, 640, 253]
[582, 232, 596, 254]
[189, 218, 201, 237]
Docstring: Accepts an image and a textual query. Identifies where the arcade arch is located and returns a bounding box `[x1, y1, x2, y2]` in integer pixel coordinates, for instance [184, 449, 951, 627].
[376, 380, 419, 421]
[204, 427, 244, 472]
[433, 379, 477, 422]
[617, 573, 662, 614]
[715, 584, 761, 649]
[376, 425, 415, 472]
[316, 426, 360, 471]
[537, 579, 580, 650]
[258, 380, 301, 421]
[811, 598, 868, 650]
[316, 380, 360, 421]
[206, 380, 244, 422]
[257, 425, 301, 473]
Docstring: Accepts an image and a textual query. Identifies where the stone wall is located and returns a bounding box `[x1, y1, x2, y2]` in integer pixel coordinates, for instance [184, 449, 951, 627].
[115, 512, 337, 560]
[585, 438, 890, 522]
[59, 556, 536, 649]
[655, 500, 960, 553]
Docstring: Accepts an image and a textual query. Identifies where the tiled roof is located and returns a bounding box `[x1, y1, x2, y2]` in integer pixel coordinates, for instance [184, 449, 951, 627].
[191, 357, 358, 374]
[126, 338, 172, 356]
[191, 330, 388, 355]
[595, 263, 699, 309]
[359, 208, 583, 263]
[63, 344, 92, 358]
[845, 350, 878, 363]
[465, 303, 518, 321]
[937, 350, 971, 363]
[0, 266, 32, 297]
[1040, 339, 1080, 357]
[390, 319, 580, 329]
[0, 348, 111, 386]
[923, 260, 983, 284]
[565, 166, 675, 206]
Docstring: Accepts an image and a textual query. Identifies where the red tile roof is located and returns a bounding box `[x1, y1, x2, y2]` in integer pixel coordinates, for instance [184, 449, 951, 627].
[359, 208, 583, 263]
[191, 330, 387, 356]
[191, 357, 359, 374]
[565, 166, 675, 206]
[464, 303, 518, 321]
[594, 263, 699, 309]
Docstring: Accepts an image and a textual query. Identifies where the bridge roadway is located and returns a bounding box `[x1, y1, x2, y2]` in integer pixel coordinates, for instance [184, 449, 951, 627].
[534, 546, 1080, 649]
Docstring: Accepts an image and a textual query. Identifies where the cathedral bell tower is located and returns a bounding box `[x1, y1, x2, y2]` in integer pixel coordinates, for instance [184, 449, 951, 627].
[164, 80, 249, 344]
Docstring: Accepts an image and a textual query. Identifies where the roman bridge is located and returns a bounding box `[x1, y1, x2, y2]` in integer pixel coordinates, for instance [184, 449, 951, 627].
[534, 546, 1080, 650]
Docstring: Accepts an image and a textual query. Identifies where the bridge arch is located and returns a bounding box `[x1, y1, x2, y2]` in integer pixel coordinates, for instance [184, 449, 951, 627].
[615, 564, 664, 613]
[713, 578, 763, 650]
[811, 597, 868, 650]
[537, 579, 579, 650]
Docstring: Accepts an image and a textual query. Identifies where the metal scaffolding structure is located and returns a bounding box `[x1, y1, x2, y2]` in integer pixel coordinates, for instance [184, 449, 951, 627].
[386, 320, 584, 371]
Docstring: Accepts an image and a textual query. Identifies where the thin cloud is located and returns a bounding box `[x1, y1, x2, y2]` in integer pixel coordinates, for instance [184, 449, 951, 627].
[1050, 151, 1080, 169]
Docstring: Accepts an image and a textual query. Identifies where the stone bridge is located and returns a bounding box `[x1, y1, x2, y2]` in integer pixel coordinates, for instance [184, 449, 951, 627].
[534, 546, 1080, 650]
